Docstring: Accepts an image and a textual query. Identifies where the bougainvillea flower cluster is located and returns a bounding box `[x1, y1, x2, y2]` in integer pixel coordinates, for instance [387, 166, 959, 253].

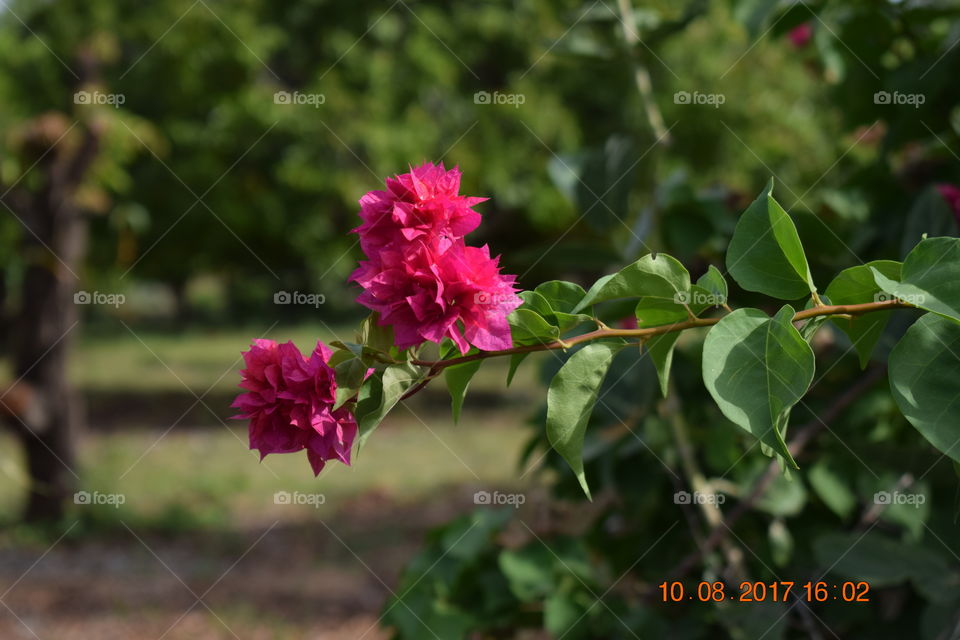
[937, 183, 960, 224]
[233, 164, 521, 475]
[354, 162, 485, 256]
[787, 22, 813, 48]
[232, 339, 357, 475]
[350, 162, 520, 353]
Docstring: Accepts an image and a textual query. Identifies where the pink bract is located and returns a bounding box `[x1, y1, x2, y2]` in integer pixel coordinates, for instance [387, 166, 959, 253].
[353, 162, 486, 257]
[788, 23, 813, 48]
[350, 162, 521, 354]
[352, 241, 520, 354]
[937, 183, 960, 223]
[231, 339, 357, 475]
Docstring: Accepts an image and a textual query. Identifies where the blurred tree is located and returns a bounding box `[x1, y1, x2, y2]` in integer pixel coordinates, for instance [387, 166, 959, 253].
[0, 1, 144, 521]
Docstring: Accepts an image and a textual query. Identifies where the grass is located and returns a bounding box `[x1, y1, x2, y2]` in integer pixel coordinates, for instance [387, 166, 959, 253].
[74, 323, 354, 394]
[0, 323, 545, 533]
[73, 322, 539, 394]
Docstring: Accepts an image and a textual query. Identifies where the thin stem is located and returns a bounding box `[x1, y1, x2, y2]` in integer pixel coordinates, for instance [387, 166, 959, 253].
[665, 392, 748, 583]
[410, 299, 913, 374]
[615, 0, 671, 144]
[667, 364, 888, 581]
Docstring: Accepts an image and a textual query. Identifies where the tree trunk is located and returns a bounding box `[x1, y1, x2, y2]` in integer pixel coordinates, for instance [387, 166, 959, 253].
[170, 277, 191, 329]
[14, 225, 85, 522]
[0, 268, 7, 354]
[5, 115, 99, 523]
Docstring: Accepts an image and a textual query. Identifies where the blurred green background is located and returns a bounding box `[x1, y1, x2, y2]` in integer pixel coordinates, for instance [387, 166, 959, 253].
[1, 0, 959, 638]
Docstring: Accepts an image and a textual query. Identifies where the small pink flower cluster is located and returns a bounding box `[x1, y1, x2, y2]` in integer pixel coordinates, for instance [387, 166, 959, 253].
[350, 162, 521, 354]
[232, 339, 356, 475]
[937, 184, 960, 223]
[788, 23, 813, 49]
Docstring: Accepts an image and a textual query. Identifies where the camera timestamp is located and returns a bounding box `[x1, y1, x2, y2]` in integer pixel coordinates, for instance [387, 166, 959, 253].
[659, 580, 870, 603]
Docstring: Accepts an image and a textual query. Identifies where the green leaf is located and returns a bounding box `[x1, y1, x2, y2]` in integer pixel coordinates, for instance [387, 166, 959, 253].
[645, 332, 680, 397]
[726, 179, 816, 300]
[889, 313, 960, 462]
[814, 532, 952, 592]
[498, 545, 555, 602]
[355, 362, 423, 448]
[807, 462, 856, 519]
[444, 360, 482, 424]
[359, 313, 395, 354]
[535, 280, 587, 311]
[535, 281, 593, 331]
[329, 340, 364, 358]
[354, 377, 383, 450]
[518, 290, 554, 317]
[634, 284, 713, 328]
[799, 313, 827, 343]
[696, 265, 729, 302]
[327, 348, 357, 367]
[754, 467, 807, 516]
[438, 338, 462, 361]
[825, 260, 901, 367]
[508, 309, 561, 344]
[702, 306, 815, 468]
[544, 592, 588, 639]
[768, 519, 793, 567]
[546, 341, 624, 498]
[872, 237, 960, 323]
[631, 285, 714, 397]
[575, 273, 615, 313]
[633, 297, 687, 328]
[572, 253, 690, 313]
[506, 352, 528, 387]
[333, 357, 369, 410]
[797, 295, 831, 343]
[522, 284, 592, 332]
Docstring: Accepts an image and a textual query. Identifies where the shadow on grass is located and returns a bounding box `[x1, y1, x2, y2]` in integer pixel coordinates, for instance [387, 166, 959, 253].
[84, 387, 534, 431]
[0, 485, 504, 629]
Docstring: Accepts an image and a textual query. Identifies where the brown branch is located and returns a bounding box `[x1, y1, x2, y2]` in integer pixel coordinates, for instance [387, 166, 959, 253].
[407, 299, 912, 377]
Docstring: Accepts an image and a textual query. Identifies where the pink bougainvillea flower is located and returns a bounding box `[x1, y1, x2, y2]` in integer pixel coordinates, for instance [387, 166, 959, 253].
[354, 162, 486, 257]
[352, 240, 520, 354]
[437, 243, 522, 352]
[936, 183, 960, 224]
[788, 22, 813, 48]
[350, 162, 521, 354]
[231, 339, 356, 476]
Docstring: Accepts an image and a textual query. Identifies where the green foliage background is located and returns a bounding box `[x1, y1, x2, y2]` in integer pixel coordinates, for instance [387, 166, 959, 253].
[2, 0, 960, 637]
